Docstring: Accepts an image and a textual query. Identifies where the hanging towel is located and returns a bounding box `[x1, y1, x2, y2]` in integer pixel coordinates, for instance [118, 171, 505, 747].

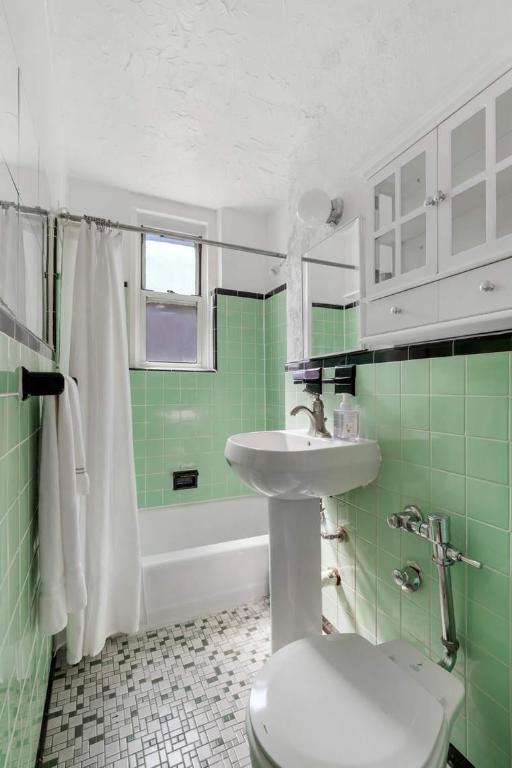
[38, 377, 89, 635]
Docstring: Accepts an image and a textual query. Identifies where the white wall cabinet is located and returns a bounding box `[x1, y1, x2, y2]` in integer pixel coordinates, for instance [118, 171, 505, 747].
[362, 66, 512, 346]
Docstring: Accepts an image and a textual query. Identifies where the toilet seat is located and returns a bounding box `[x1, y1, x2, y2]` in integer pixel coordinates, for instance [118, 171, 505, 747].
[248, 634, 451, 768]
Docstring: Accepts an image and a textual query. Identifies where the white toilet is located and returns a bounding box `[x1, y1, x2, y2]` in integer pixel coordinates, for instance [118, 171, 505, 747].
[246, 633, 464, 768]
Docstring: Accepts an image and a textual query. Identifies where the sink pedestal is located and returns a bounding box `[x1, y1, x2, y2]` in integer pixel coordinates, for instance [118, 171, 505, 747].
[268, 497, 321, 653]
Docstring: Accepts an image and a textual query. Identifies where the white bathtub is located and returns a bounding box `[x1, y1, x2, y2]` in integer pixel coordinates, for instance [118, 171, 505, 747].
[139, 496, 269, 629]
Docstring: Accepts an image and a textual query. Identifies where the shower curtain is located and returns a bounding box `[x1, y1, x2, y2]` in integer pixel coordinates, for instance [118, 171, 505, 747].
[65, 220, 141, 663]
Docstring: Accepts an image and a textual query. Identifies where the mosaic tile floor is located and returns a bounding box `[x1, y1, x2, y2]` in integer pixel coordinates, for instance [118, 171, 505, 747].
[42, 600, 270, 768]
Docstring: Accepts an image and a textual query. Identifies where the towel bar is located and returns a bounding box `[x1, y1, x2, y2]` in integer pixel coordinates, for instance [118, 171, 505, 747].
[18, 367, 65, 400]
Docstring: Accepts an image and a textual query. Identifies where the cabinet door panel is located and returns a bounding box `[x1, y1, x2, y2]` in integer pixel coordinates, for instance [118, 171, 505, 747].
[366, 130, 437, 298]
[438, 68, 512, 273]
[439, 258, 512, 321]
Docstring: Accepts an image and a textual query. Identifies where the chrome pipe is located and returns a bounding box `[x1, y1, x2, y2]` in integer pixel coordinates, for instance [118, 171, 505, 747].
[388, 505, 483, 673]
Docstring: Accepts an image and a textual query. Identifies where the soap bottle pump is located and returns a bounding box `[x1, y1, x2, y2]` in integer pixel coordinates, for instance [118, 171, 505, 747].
[333, 394, 360, 441]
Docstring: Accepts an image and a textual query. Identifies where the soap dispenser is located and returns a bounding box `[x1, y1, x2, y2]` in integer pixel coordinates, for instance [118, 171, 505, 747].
[333, 394, 360, 441]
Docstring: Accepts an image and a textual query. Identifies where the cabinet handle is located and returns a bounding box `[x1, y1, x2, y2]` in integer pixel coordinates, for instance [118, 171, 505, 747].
[424, 190, 447, 207]
[479, 280, 495, 293]
[390, 305, 402, 315]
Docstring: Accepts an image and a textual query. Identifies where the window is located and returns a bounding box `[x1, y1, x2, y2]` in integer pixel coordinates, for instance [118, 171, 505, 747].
[137, 232, 210, 369]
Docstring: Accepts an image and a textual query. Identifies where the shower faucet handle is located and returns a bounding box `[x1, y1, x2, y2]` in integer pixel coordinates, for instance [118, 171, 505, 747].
[446, 547, 483, 569]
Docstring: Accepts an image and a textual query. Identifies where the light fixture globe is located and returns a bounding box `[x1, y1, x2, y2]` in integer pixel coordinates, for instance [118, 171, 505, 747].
[297, 188, 332, 227]
[297, 189, 344, 227]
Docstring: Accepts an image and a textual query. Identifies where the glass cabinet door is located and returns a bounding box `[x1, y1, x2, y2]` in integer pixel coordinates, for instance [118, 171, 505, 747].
[367, 130, 437, 297]
[438, 69, 512, 272]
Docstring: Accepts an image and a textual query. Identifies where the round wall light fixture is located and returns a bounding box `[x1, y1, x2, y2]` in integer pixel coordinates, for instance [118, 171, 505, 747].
[297, 189, 344, 227]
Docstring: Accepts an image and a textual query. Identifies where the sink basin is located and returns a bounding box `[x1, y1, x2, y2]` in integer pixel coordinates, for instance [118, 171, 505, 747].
[225, 429, 381, 500]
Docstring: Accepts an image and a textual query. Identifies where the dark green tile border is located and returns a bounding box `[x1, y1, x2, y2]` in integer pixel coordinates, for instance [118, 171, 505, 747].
[286, 329, 512, 371]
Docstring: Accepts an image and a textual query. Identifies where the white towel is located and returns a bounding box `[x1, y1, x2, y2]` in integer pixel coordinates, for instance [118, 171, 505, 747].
[38, 377, 89, 635]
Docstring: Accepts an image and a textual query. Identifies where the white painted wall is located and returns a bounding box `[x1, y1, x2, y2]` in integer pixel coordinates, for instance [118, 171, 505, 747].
[65, 178, 289, 297]
[2, 0, 65, 206]
[218, 206, 288, 295]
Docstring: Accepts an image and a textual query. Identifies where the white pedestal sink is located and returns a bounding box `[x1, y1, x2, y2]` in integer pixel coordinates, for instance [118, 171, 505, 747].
[225, 430, 380, 652]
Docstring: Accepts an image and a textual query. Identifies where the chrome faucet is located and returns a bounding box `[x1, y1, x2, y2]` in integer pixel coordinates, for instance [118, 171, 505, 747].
[290, 395, 331, 438]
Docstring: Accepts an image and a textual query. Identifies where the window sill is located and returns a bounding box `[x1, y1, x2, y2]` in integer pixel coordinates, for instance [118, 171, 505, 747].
[129, 366, 217, 373]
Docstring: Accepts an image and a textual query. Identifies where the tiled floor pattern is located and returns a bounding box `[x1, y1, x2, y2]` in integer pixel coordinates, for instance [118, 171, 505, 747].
[42, 600, 270, 768]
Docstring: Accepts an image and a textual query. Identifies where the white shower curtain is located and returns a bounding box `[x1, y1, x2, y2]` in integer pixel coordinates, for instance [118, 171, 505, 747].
[66, 220, 141, 663]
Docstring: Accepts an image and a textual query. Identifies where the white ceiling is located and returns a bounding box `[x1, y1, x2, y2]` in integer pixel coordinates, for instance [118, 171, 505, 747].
[46, 0, 512, 210]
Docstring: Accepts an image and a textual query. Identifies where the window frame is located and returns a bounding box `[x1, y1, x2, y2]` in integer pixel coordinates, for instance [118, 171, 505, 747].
[132, 230, 213, 371]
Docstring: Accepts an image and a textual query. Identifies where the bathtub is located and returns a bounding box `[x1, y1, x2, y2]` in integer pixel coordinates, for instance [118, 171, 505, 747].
[139, 496, 269, 629]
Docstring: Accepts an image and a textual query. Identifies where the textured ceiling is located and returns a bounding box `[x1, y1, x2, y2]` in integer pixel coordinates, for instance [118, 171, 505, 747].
[47, 0, 512, 210]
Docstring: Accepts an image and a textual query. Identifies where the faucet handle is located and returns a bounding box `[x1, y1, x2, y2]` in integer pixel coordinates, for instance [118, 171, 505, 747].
[446, 547, 483, 569]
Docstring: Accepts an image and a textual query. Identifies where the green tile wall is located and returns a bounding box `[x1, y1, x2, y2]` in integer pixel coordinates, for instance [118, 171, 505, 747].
[0, 332, 53, 768]
[286, 351, 512, 767]
[311, 305, 360, 356]
[132, 291, 288, 508]
[265, 289, 287, 430]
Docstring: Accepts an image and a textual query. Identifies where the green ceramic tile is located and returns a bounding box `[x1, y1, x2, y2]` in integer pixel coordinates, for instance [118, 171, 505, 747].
[376, 459, 402, 493]
[401, 395, 430, 430]
[467, 565, 509, 620]
[430, 396, 465, 434]
[376, 610, 400, 643]
[431, 433, 465, 475]
[377, 422, 401, 459]
[401, 359, 430, 395]
[401, 596, 431, 647]
[467, 519, 510, 575]
[401, 463, 431, 502]
[375, 395, 401, 424]
[355, 364, 375, 396]
[431, 356, 465, 395]
[466, 352, 509, 396]
[467, 684, 510, 757]
[430, 469, 466, 515]
[401, 429, 430, 466]
[375, 362, 401, 394]
[466, 477, 509, 529]
[466, 396, 508, 440]
[467, 437, 509, 484]
[467, 722, 510, 768]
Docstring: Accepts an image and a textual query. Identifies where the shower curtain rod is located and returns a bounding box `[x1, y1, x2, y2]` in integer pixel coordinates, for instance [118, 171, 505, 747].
[58, 212, 287, 260]
[0, 199, 50, 218]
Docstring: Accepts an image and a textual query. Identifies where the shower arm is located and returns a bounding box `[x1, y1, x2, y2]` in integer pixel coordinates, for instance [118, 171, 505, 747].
[387, 505, 482, 672]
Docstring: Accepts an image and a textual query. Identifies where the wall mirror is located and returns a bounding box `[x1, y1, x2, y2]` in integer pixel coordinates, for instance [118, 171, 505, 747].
[0, 15, 51, 347]
[302, 217, 361, 358]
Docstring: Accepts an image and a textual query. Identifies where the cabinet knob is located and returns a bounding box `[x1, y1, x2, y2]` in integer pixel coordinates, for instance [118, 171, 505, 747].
[390, 305, 402, 315]
[424, 190, 446, 207]
[479, 280, 495, 293]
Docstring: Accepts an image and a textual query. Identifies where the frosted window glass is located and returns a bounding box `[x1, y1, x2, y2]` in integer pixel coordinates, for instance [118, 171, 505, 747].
[146, 301, 197, 363]
[144, 235, 198, 295]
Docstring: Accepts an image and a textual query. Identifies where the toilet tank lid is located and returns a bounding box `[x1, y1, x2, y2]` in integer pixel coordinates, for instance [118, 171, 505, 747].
[249, 634, 446, 768]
